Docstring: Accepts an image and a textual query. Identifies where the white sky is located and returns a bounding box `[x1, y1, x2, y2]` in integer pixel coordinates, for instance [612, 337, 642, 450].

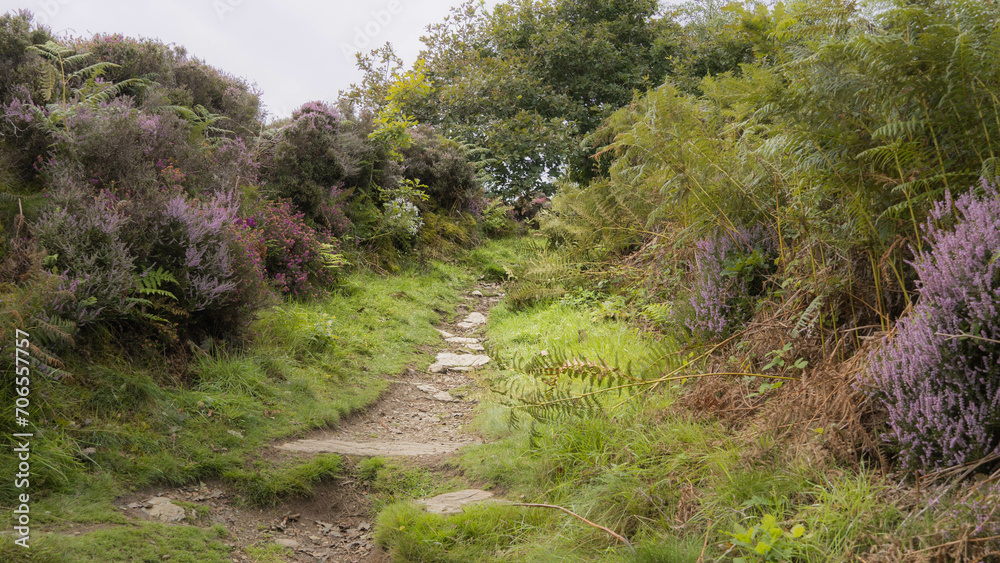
[3, 0, 503, 119]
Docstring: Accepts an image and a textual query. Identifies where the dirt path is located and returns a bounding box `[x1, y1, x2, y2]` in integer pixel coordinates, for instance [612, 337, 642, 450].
[116, 284, 504, 562]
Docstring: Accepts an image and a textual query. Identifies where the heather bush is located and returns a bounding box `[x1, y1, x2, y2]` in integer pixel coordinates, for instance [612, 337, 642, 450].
[685, 225, 775, 339]
[251, 199, 340, 297]
[34, 191, 136, 326]
[35, 178, 270, 339]
[0, 11, 51, 105]
[206, 136, 259, 189]
[148, 193, 239, 312]
[45, 98, 194, 195]
[170, 57, 263, 136]
[1, 87, 49, 187]
[870, 186, 1000, 471]
[944, 481, 1000, 546]
[262, 101, 354, 229]
[76, 33, 173, 103]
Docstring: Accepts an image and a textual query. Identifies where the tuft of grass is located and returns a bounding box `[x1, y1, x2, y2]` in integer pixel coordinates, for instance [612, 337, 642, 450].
[357, 456, 462, 511]
[223, 454, 342, 507]
[374, 501, 553, 562]
[243, 541, 293, 563]
[460, 237, 530, 282]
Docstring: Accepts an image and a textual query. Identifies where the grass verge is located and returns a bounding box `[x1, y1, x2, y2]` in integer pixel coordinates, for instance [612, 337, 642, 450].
[0, 259, 473, 560]
[375, 293, 993, 562]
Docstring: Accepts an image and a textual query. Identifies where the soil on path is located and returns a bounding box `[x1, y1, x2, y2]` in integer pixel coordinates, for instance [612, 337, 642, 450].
[113, 283, 504, 563]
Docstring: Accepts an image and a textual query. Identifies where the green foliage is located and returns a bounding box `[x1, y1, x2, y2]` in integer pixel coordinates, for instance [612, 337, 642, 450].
[726, 514, 806, 563]
[166, 103, 231, 142]
[369, 60, 432, 159]
[369, 0, 671, 199]
[374, 501, 552, 562]
[480, 199, 516, 237]
[26, 40, 152, 130]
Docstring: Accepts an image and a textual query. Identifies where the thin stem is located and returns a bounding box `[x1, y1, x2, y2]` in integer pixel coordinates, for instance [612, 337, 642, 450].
[512, 503, 634, 552]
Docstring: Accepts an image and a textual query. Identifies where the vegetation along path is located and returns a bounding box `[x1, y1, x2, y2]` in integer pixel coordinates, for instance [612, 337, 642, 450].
[119, 283, 504, 563]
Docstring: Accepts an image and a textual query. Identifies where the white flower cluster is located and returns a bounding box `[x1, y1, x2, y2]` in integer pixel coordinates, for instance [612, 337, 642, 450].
[383, 197, 423, 237]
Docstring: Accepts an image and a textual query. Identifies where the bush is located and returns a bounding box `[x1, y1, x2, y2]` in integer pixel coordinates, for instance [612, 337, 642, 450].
[262, 101, 351, 228]
[35, 179, 270, 340]
[251, 199, 340, 297]
[45, 98, 195, 195]
[34, 190, 136, 326]
[399, 125, 480, 213]
[0, 11, 51, 105]
[685, 225, 775, 339]
[870, 185, 1000, 471]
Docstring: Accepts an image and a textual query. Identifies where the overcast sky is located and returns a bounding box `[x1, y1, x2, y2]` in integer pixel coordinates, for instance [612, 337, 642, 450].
[3, 0, 502, 119]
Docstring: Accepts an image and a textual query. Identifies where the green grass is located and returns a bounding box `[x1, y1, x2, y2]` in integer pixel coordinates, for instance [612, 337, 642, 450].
[0, 259, 473, 560]
[486, 299, 660, 367]
[0, 523, 232, 562]
[222, 454, 343, 507]
[374, 296, 937, 562]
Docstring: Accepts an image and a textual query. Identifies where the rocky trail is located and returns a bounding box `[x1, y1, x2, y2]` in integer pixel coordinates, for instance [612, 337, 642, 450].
[115, 284, 505, 562]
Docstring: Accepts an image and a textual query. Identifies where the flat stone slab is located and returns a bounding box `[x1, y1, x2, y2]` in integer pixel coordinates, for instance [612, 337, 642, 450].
[456, 312, 488, 329]
[471, 290, 484, 297]
[276, 439, 473, 457]
[418, 489, 495, 515]
[437, 329, 455, 338]
[142, 497, 186, 523]
[428, 352, 490, 373]
[415, 383, 439, 394]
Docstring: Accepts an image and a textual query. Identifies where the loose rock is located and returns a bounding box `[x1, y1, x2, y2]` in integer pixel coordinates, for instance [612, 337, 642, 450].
[456, 312, 488, 329]
[275, 538, 300, 549]
[142, 497, 186, 523]
[415, 384, 439, 394]
[432, 391, 455, 402]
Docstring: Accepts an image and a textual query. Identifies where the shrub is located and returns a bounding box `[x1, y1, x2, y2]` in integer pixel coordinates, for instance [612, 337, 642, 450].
[0, 11, 51, 105]
[399, 125, 480, 212]
[0, 87, 50, 187]
[76, 33, 173, 103]
[685, 225, 775, 339]
[35, 181, 269, 339]
[170, 57, 263, 136]
[262, 101, 350, 226]
[869, 185, 1000, 471]
[45, 98, 195, 195]
[34, 190, 136, 326]
[148, 193, 240, 313]
[252, 199, 340, 297]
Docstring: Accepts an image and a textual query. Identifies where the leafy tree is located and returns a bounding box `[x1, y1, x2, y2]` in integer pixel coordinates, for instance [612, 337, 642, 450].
[366, 0, 673, 201]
